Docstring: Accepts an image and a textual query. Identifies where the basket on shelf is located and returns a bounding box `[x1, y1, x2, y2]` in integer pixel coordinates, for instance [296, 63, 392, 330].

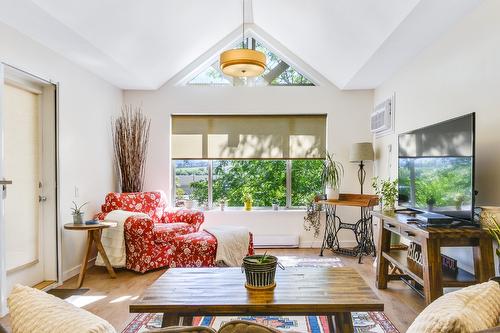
[242, 254, 284, 290]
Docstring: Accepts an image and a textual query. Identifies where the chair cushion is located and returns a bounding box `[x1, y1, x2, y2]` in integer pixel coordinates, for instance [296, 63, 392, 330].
[154, 223, 195, 243]
[7, 284, 116, 333]
[407, 281, 500, 333]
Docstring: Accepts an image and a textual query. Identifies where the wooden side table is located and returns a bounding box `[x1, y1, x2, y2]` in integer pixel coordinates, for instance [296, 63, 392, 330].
[64, 223, 117, 287]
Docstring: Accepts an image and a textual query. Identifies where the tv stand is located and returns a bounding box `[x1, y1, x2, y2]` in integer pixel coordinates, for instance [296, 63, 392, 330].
[372, 210, 495, 305]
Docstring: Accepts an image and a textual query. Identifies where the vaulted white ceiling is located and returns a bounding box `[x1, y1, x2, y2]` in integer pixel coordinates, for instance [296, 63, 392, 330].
[0, 0, 483, 90]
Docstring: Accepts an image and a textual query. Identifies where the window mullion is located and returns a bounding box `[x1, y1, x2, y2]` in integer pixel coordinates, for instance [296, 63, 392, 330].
[171, 160, 176, 207]
[286, 160, 292, 208]
[208, 160, 213, 209]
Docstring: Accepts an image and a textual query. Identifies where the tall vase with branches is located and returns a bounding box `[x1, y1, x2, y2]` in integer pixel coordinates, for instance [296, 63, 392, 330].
[112, 105, 151, 193]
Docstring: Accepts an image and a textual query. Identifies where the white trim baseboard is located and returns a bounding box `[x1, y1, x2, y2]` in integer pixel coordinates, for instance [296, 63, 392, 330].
[299, 240, 358, 249]
[62, 257, 96, 282]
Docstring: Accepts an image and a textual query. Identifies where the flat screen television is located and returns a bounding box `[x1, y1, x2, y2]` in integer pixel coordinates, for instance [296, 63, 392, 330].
[398, 113, 475, 223]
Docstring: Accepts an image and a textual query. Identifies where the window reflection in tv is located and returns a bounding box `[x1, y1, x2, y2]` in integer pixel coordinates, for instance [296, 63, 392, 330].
[398, 157, 473, 219]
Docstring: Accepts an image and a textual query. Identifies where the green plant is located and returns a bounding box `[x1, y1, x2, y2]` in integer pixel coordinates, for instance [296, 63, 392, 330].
[321, 152, 344, 190]
[372, 177, 398, 210]
[70, 201, 89, 215]
[246, 252, 273, 264]
[242, 190, 253, 203]
[481, 213, 500, 258]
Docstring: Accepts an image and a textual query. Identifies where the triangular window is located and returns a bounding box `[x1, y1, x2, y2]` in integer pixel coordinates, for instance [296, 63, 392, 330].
[186, 38, 315, 87]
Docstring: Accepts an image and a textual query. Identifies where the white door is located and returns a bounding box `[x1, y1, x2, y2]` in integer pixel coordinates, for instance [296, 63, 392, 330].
[0, 65, 59, 317]
[3, 82, 45, 289]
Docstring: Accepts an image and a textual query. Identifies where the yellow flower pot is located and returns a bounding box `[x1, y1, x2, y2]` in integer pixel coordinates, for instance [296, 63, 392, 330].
[244, 201, 253, 211]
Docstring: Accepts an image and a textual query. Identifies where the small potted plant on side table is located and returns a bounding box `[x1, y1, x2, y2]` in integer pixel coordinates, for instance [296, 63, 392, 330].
[322, 152, 344, 200]
[71, 201, 88, 224]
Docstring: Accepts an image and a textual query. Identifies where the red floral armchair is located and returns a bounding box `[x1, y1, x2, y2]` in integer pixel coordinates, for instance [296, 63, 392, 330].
[97, 191, 253, 273]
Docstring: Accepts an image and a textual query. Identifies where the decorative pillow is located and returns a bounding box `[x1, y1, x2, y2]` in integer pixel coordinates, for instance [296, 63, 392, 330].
[7, 284, 116, 333]
[407, 281, 500, 333]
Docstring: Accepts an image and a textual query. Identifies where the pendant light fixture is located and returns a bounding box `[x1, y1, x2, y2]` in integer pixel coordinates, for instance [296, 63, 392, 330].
[220, 0, 266, 77]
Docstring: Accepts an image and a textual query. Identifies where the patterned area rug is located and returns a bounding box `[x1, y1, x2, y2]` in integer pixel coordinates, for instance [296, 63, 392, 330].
[122, 256, 400, 333]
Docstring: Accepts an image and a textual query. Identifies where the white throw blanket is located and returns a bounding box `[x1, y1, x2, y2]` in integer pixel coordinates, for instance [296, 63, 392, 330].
[96, 210, 149, 268]
[204, 226, 250, 267]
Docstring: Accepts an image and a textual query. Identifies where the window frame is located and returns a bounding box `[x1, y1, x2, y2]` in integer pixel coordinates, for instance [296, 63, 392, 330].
[171, 159, 321, 210]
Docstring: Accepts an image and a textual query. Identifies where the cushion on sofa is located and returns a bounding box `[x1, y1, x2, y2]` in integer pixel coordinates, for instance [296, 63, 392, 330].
[407, 281, 500, 333]
[7, 284, 116, 333]
[154, 223, 195, 243]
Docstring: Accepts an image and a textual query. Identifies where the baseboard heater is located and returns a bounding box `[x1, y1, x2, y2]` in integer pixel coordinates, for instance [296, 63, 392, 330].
[253, 235, 299, 248]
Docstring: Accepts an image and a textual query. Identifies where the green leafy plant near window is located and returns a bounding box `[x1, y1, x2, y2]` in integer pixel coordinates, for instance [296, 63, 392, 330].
[321, 153, 343, 190]
[372, 177, 398, 211]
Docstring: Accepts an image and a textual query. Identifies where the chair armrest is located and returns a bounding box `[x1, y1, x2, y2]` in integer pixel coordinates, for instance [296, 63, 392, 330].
[124, 215, 155, 238]
[163, 210, 204, 231]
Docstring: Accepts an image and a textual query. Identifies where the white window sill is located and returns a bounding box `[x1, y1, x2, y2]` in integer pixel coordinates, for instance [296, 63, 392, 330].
[204, 208, 306, 214]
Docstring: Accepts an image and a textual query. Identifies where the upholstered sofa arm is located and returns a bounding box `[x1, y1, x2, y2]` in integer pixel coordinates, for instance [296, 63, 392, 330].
[124, 215, 155, 238]
[163, 210, 204, 231]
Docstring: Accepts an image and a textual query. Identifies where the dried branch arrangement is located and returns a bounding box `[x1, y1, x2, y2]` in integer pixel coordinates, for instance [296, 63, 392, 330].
[112, 105, 151, 193]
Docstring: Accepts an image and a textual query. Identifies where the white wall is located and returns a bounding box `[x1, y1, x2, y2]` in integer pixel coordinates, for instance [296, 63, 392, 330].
[0, 22, 122, 280]
[124, 86, 374, 246]
[374, 0, 500, 272]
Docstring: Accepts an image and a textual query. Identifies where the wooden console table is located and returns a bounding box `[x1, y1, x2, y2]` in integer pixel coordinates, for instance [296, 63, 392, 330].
[372, 211, 495, 305]
[318, 194, 379, 263]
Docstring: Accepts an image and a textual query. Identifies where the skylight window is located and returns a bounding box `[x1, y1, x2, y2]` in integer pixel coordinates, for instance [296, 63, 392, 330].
[186, 38, 314, 87]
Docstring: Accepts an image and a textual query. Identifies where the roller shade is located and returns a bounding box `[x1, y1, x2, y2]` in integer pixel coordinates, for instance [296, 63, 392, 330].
[171, 114, 326, 160]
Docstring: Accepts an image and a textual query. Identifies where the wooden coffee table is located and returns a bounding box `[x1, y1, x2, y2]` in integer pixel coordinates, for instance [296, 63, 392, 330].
[130, 267, 383, 333]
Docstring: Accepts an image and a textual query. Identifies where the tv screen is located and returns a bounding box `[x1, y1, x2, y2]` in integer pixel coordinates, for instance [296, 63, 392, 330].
[398, 113, 475, 222]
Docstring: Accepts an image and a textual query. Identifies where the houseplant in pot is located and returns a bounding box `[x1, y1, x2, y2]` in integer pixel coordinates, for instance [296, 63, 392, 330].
[372, 177, 398, 212]
[243, 191, 253, 211]
[242, 252, 284, 290]
[71, 201, 88, 224]
[322, 152, 344, 200]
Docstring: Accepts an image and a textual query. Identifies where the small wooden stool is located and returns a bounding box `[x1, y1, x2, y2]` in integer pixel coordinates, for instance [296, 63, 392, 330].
[64, 223, 117, 287]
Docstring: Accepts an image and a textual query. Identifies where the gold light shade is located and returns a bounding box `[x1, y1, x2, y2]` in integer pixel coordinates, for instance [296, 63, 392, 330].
[220, 49, 266, 77]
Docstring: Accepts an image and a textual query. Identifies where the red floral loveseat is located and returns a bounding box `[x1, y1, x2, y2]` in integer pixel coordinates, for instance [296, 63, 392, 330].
[96, 191, 253, 273]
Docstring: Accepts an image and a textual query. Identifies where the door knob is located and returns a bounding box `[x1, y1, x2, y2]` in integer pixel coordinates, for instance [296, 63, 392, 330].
[39, 195, 47, 202]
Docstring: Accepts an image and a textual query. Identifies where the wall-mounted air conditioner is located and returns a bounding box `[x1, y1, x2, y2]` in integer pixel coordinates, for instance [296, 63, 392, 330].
[371, 96, 394, 137]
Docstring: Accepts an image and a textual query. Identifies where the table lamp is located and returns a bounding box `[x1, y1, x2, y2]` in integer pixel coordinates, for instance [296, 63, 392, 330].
[349, 142, 374, 194]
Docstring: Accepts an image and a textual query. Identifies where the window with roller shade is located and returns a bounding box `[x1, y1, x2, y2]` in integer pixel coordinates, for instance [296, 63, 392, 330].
[172, 114, 326, 208]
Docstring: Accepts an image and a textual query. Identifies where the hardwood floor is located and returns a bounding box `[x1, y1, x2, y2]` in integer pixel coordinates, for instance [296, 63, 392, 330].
[0, 249, 425, 332]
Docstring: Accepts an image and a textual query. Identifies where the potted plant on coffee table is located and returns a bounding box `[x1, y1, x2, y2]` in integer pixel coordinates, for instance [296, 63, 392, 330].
[242, 252, 283, 290]
[322, 152, 344, 200]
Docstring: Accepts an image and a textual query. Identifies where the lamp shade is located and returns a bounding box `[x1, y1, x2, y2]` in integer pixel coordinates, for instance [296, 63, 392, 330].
[349, 142, 374, 162]
[220, 49, 266, 77]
